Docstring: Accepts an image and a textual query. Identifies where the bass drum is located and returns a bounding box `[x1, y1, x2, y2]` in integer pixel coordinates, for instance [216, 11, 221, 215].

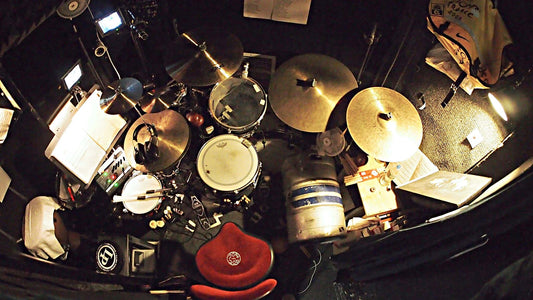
[120, 173, 163, 215]
[208, 77, 267, 135]
[196, 134, 261, 200]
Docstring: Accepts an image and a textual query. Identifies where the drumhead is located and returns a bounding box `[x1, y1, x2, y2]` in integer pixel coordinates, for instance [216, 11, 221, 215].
[197, 134, 259, 192]
[209, 77, 267, 133]
[121, 174, 162, 214]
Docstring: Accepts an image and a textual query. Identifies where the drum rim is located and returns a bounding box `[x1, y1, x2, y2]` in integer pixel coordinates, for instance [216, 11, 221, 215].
[208, 76, 268, 133]
[121, 174, 162, 214]
[196, 134, 260, 192]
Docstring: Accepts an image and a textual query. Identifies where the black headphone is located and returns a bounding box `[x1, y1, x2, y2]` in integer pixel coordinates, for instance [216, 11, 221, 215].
[132, 123, 160, 164]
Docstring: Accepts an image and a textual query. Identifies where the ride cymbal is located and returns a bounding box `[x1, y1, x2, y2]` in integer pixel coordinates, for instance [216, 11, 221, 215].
[164, 27, 244, 87]
[346, 87, 423, 162]
[268, 54, 358, 133]
[100, 77, 143, 115]
[124, 110, 190, 173]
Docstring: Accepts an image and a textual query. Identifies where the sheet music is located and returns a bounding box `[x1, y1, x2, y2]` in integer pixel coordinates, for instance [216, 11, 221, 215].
[0, 108, 14, 144]
[45, 89, 126, 185]
[70, 90, 126, 150]
[244, 0, 312, 25]
[48, 124, 106, 184]
[389, 149, 439, 187]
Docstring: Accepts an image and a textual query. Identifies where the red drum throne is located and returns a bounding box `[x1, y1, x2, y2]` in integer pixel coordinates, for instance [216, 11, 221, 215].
[190, 222, 277, 300]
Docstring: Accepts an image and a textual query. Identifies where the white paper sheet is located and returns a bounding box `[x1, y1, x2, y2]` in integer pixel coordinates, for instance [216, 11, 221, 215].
[0, 108, 14, 144]
[244, 0, 312, 25]
[244, 0, 274, 19]
[272, 0, 312, 24]
[389, 149, 439, 187]
[0, 165, 11, 203]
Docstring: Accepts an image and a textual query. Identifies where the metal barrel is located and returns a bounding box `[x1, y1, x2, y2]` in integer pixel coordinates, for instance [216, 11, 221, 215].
[282, 153, 346, 243]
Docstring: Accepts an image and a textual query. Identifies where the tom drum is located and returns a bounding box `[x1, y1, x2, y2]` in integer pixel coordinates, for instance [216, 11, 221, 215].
[208, 77, 267, 135]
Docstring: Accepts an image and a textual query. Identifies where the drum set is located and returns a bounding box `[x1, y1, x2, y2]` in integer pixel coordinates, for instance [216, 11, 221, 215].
[99, 26, 424, 244]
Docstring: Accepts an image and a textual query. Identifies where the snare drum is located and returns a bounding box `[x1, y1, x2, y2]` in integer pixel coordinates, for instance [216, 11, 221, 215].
[208, 77, 267, 135]
[121, 174, 163, 215]
[197, 134, 261, 199]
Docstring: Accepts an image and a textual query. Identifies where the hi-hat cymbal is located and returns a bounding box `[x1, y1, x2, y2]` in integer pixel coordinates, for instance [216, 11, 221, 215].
[100, 78, 143, 115]
[124, 110, 190, 173]
[268, 54, 358, 133]
[164, 27, 244, 87]
[139, 84, 185, 113]
[346, 87, 423, 162]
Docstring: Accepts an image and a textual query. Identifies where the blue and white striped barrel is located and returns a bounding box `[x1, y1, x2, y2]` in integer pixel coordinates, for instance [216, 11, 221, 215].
[286, 179, 346, 243]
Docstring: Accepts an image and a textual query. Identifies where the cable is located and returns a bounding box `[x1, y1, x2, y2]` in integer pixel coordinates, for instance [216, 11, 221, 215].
[298, 248, 323, 295]
[90, 7, 121, 80]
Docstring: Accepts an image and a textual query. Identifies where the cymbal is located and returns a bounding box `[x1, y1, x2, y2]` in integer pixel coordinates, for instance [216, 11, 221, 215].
[164, 27, 244, 87]
[100, 78, 143, 114]
[139, 84, 184, 113]
[268, 54, 358, 133]
[346, 87, 423, 162]
[124, 110, 190, 172]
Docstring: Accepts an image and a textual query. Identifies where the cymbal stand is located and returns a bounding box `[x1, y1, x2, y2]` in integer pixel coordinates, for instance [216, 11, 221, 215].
[127, 9, 151, 79]
[357, 23, 381, 85]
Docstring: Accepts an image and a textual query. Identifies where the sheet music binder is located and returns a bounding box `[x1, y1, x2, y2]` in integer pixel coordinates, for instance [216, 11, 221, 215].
[45, 86, 127, 186]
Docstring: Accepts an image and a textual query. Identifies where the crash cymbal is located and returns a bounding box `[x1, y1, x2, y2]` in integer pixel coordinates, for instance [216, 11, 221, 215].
[100, 77, 143, 115]
[139, 84, 185, 113]
[268, 54, 358, 133]
[164, 27, 244, 87]
[124, 110, 190, 172]
[346, 87, 423, 162]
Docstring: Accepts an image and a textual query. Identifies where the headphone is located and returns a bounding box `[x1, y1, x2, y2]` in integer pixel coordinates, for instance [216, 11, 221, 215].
[132, 123, 160, 165]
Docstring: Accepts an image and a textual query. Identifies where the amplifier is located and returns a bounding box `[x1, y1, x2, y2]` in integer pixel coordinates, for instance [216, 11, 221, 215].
[95, 147, 133, 195]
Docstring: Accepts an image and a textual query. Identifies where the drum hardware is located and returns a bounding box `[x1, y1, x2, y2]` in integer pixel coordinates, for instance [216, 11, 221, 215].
[316, 127, 346, 157]
[100, 78, 144, 115]
[164, 26, 244, 87]
[268, 53, 358, 133]
[346, 87, 423, 163]
[138, 82, 188, 114]
[124, 110, 191, 173]
[191, 195, 211, 230]
[56, 0, 91, 19]
[209, 213, 223, 229]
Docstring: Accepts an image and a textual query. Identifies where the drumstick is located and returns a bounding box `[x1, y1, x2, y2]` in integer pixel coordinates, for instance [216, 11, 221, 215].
[112, 194, 163, 203]
[144, 188, 173, 194]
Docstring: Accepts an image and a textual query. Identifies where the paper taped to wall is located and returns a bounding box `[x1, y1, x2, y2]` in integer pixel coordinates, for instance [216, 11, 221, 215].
[244, 0, 312, 25]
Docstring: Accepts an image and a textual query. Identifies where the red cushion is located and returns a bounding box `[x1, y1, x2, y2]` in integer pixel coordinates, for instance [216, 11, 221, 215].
[190, 278, 277, 300]
[195, 222, 273, 289]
